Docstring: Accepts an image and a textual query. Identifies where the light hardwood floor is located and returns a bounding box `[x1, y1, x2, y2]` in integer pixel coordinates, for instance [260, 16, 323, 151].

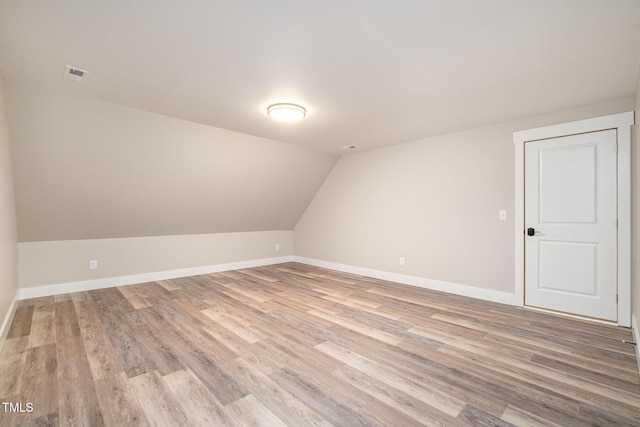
[1, 262, 639, 426]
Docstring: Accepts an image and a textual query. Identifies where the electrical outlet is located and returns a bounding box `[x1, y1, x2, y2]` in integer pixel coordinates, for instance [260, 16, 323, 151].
[399, 257, 405, 266]
[275, 243, 280, 251]
[498, 210, 507, 221]
[89, 260, 98, 270]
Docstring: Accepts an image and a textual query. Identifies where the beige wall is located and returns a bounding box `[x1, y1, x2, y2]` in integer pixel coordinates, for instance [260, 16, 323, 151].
[7, 82, 338, 242]
[0, 73, 18, 339]
[295, 97, 635, 294]
[19, 230, 292, 288]
[633, 74, 640, 333]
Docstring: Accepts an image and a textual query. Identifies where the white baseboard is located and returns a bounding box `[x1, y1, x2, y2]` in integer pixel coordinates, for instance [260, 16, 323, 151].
[293, 256, 518, 306]
[0, 288, 20, 349]
[18, 256, 294, 300]
[632, 314, 640, 376]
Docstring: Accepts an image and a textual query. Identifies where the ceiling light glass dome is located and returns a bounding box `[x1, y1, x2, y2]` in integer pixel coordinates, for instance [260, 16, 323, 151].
[267, 103, 306, 122]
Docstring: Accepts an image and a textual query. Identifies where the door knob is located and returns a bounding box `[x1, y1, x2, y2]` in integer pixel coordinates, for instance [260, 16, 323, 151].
[527, 228, 535, 236]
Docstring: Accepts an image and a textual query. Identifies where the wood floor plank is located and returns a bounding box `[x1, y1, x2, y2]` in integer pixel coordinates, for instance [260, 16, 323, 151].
[117, 284, 152, 309]
[57, 381, 104, 427]
[224, 394, 287, 427]
[223, 289, 279, 313]
[92, 287, 160, 378]
[577, 402, 640, 427]
[254, 335, 344, 380]
[530, 353, 640, 393]
[135, 305, 248, 402]
[94, 372, 148, 427]
[456, 405, 514, 427]
[163, 283, 211, 312]
[332, 365, 465, 427]
[435, 313, 640, 377]
[167, 315, 238, 366]
[436, 343, 640, 415]
[27, 307, 55, 349]
[73, 296, 124, 381]
[315, 340, 467, 418]
[400, 337, 586, 421]
[0, 336, 28, 398]
[500, 405, 565, 427]
[419, 343, 626, 425]
[223, 282, 273, 303]
[1, 262, 638, 426]
[363, 338, 508, 418]
[269, 367, 377, 427]
[18, 343, 57, 420]
[201, 322, 258, 358]
[17, 411, 59, 426]
[308, 308, 404, 345]
[261, 309, 339, 348]
[7, 304, 34, 339]
[127, 308, 187, 376]
[129, 370, 191, 426]
[289, 362, 426, 427]
[55, 300, 104, 426]
[222, 357, 330, 427]
[201, 307, 265, 343]
[237, 268, 281, 283]
[446, 313, 638, 369]
[155, 279, 181, 291]
[162, 368, 232, 426]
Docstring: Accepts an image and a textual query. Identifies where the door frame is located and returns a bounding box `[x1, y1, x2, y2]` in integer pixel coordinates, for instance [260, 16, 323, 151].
[513, 112, 634, 327]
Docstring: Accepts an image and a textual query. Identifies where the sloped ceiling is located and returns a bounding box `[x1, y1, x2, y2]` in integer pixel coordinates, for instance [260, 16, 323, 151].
[1, 0, 639, 154]
[6, 82, 338, 241]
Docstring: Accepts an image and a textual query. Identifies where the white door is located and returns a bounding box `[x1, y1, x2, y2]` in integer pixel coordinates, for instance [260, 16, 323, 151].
[524, 129, 617, 321]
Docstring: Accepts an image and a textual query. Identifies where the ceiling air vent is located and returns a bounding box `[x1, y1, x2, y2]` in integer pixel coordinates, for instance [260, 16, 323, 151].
[64, 65, 88, 82]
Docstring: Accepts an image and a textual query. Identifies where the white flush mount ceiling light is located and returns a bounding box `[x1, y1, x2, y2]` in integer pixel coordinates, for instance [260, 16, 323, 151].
[267, 103, 306, 122]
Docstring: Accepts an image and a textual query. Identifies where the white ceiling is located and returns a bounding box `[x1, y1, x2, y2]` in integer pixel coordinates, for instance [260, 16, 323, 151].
[1, 0, 639, 153]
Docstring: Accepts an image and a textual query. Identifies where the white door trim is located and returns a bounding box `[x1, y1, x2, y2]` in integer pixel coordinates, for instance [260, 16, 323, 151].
[513, 111, 634, 327]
